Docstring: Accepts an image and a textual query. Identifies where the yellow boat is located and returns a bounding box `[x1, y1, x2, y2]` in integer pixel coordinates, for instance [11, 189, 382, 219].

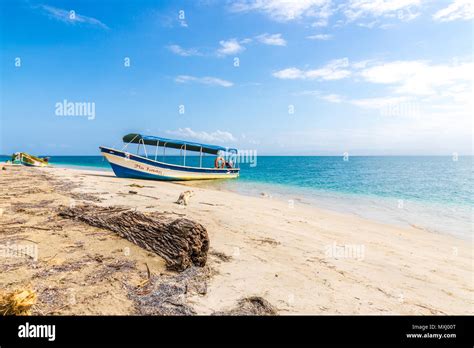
[12, 152, 50, 167]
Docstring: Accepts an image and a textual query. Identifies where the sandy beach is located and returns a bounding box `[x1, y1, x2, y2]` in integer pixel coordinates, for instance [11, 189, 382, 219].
[0, 165, 472, 315]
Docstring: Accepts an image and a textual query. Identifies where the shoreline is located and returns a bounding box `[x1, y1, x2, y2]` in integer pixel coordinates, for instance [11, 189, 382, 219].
[0, 165, 472, 315]
[185, 178, 472, 240]
[27, 161, 471, 240]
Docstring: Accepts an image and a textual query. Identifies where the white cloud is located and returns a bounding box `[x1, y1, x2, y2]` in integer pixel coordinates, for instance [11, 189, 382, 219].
[175, 75, 233, 87]
[273, 68, 306, 79]
[228, 0, 469, 29]
[291, 58, 473, 107]
[356, 20, 379, 28]
[298, 90, 414, 110]
[216, 35, 284, 56]
[351, 59, 376, 69]
[294, 58, 473, 124]
[306, 34, 332, 40]
[320, 94, 344, 103]
[343, 0, 422, 22]
[350, 96, 412, 109]
[294, 90, 321, 96]
[315, 93, 416, 111]
[273, 58, 351, 80]
[295, 90, 343, 102]
[166, 128, 236, 143]
[359, 60, 474, 95]
[230, 0, 332, 22]
[438, 83, 472, 104]
[311, 1, 334, 26]
[433, 0, 474, 22]
[39, 5, 109, 29]
[217, 39, 246, 56]
[256, 33, 287, 46]
[296, 90, 416, 111]
[167, 45, 201, 56]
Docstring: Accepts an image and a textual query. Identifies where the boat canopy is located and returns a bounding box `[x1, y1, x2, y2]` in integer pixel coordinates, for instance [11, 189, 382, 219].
[123, 133, 238, 155]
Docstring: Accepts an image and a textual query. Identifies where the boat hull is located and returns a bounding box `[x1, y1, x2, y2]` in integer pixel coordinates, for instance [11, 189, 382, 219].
[13, 153, 50, 167]
[100, 147, 239, 181]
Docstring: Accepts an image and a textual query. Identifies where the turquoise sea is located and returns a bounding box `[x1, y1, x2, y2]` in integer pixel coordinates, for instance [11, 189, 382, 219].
[2, 155, 472, 239]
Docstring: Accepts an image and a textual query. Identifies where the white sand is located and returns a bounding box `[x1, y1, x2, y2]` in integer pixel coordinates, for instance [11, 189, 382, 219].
[1, 165, 472, 314]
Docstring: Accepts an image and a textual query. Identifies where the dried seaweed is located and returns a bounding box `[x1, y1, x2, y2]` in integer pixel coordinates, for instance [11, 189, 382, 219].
[213, 296, 278, 316]
[209, 249, 232, 262]
[0, 289, 37, 315]
[85, 259, 136, 284]
[33, 259, 90, 278]
[128, 266, 211, 315]
[69, 192, 103, 202]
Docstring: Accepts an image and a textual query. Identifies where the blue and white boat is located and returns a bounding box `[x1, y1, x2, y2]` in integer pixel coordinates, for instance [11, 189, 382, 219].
[100, 133, 240, 181]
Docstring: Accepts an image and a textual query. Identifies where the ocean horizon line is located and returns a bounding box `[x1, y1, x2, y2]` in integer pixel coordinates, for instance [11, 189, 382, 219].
[1, 154, 473, 157]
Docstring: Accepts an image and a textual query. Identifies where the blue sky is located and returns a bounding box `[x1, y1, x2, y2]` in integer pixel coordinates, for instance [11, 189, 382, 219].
[0, 0, 472, 155]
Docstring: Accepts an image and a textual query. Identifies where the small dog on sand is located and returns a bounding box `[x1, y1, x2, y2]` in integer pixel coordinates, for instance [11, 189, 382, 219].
[176, 190, 194, 206]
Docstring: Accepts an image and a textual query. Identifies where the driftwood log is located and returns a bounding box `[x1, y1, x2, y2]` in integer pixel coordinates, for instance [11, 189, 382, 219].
[58, 205, 209, 271]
